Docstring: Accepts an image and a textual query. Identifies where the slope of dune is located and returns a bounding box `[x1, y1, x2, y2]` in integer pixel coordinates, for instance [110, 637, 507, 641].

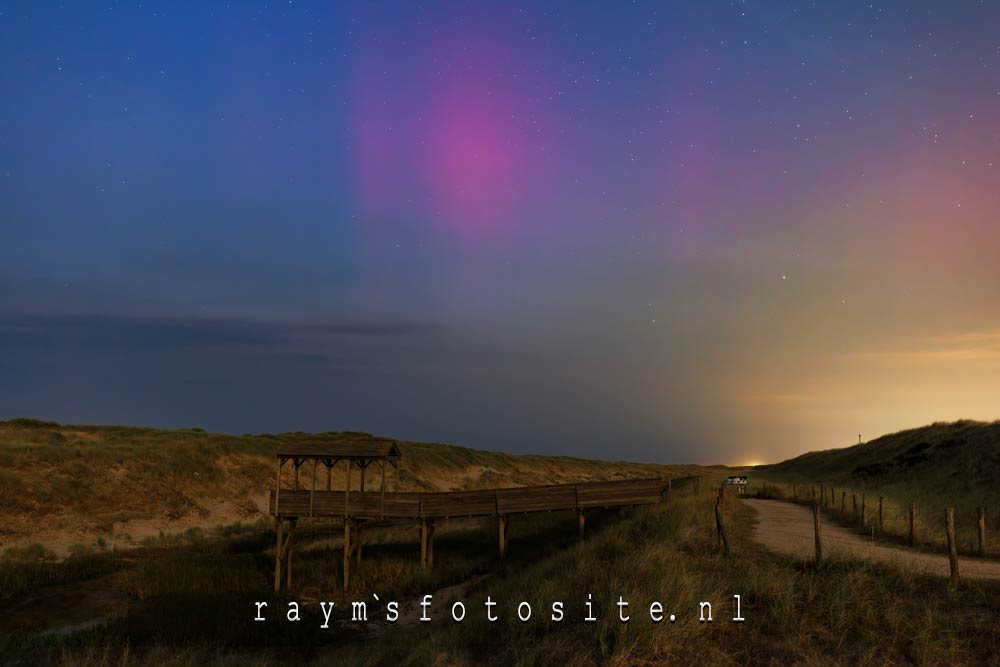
[0, 418, 697, 556]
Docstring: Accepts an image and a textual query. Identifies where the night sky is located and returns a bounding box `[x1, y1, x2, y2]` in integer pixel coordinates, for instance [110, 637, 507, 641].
[2, 2, 998, 464]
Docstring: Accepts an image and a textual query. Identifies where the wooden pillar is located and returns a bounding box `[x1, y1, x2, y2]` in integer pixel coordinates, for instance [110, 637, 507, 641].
[310, 459, 317, 517]
[273, 519, 283, 592]
[878, 496, 884, 534]
[841, 491, 846, 513]
[360, 463, 366, 492]
[285, 519, 295, 591]
[498, 515, 509, 559]
[577, 510, 586, 540]
[945, 507, 959, 587]
[978, 507, 986, 557]
[293, 460, 299, 490]
[326, 460, 332, 491]
[427, 522, 434, 567]
[792, 483, 797, 499]
[820, 485, 825, 508]
[343, 520, 352, 591]
[344, 461, 351, 517]
[355, 523, 364, 565]
[380, 457, 387, 517]
[420, 521, 427, 567]
[420, 520, 435, 568]
[274, 457, 283, 515]
[813, 501, 823, 564]
[852, 493, 858, 518]
[909, 502, 916, 545]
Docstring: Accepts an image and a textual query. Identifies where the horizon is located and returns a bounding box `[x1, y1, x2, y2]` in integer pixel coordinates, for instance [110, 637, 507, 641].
[3, 1, 999, 465]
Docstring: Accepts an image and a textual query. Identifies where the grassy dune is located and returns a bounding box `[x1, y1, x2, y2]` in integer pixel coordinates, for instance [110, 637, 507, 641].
[753, 420, 1000, 557]
[3, 419, 999, 664]
[2, 483, 997, 666]
[0, 418, 698, 556]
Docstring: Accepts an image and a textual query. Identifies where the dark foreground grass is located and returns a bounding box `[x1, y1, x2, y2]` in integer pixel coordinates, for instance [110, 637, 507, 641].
[2, 490, 999, 666]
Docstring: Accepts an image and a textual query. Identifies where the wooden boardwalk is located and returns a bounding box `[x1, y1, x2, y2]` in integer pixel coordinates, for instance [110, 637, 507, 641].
[268, 478, 668, 520]
[269, 477, 671, 591]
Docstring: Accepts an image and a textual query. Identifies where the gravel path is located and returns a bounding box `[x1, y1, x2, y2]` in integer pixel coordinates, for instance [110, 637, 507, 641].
[744, 498, 1000, 580]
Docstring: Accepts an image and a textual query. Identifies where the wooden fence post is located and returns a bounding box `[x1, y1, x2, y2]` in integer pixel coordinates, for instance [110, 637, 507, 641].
[852, 493, 857, 518]
[813, 501, 823, 564]
[577, 510, 586, 540]
[978, 507, 986, 557]
[715, 499, 730, 557]
[946, 507, 959, 587]
[909, 502, 915, 546]
[820, 485, 825, 508]
[841, 491, 846, 514]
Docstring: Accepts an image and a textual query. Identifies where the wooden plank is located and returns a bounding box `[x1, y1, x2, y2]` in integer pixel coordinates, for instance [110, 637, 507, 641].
[421, 490, 498, 518]
[268, 479, 666, 520]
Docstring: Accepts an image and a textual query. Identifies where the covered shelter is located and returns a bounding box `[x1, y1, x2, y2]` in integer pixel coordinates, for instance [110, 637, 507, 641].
[271, 439, 402, 592]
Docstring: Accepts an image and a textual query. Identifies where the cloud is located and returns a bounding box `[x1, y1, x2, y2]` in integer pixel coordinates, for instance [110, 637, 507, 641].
[842, 329, 1000, 367]
[0, 313, 430, 353]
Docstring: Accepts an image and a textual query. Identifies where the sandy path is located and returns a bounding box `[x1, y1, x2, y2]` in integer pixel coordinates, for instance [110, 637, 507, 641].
[744, 499, 1000, 580]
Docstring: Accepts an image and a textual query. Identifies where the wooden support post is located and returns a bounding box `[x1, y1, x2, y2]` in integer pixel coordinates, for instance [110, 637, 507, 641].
[380, 457, 387, 517]
[978, 507, 986, 557]
[577, 510, 586, 540]
[792, 483, 797, 499]
[841, 491, 846, 514]
[326, 460, 332, 491]
[878, 496, 884, 534]
[274, 519, 283, 592]
[427, 522, 434, 567]
[293, 460, 299, 490]
[852, 493, 857, 518]
[420, 521, 427, 567]
[946, 507, 959, 587]
[820, 485, 825, 508]
[285, 519, 295, 591]
[498, 515, 509, 559]
[355, 523, 363, 565]
[909, 502, 916, 546]
[360, 463, 366, 492]
[343, 520, 352, 591]
[715, 499, 730, 557]
[813, 501, 823, 564]
[344, 461, 351, 517]
[310, 460, 317, 517]
[274, 457, 283, 516]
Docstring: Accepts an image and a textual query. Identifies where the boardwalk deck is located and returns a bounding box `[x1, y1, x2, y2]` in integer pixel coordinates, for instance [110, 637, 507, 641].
[266, 441, 676, 592]
[268, 478, 667, 520]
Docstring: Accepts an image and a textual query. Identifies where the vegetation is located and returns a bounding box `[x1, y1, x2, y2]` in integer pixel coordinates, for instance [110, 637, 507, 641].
[2, 418, 999, 664]
[754, 420, 1000, 557]
[0, 418, 698, 555]
[1, 480, 997, 665]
